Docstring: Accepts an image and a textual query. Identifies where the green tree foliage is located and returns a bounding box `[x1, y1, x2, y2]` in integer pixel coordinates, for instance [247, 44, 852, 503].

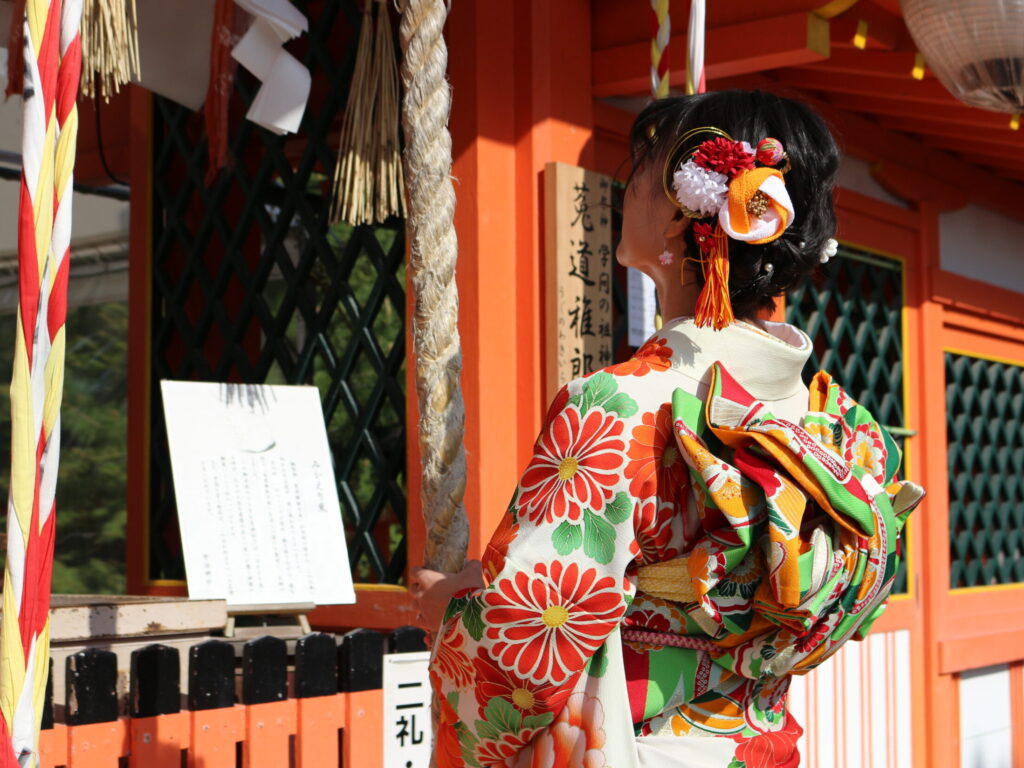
[0, 301, 127, 594]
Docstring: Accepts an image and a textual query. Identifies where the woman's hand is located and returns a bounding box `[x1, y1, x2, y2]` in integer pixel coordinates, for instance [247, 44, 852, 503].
[409, 560, 484, 635]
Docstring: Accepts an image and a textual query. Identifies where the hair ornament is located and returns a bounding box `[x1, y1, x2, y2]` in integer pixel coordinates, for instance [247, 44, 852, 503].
[763, 262, 775, 276]
[820, 238, 838, 264]
[663, 128, 797, 330]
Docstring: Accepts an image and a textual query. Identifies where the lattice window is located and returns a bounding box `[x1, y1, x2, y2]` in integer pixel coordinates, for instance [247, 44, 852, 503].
[786, 245, 911, 593]
[147, 0, 407, 585]
[946, 352, 1024, 588]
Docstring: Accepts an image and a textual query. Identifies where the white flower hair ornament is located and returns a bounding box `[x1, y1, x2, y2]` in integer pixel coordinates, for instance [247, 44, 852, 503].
[820, 238, 838, 263]
[662, 131, 796, 330]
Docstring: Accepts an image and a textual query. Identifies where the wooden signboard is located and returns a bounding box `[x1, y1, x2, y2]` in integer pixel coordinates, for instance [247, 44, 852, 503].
[543, 162, 615, 400]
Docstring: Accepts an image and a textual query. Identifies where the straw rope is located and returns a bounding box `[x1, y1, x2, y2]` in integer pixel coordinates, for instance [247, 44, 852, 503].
[331, 0, 405, 225]
[0, 0, 81, 764]
[398, 0, 467, 573]
[79, 0, 139, 101]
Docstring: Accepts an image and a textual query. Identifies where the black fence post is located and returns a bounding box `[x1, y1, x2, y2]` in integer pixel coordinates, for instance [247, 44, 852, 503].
[338, 628, 384, 693]
[389, 626, 427, 654]
[41, 658, 53, 730]
[130, 644, 181, 717]
[188, 639, 236, 711]
[295, 633, 337, 699]
[65, 648, 118, 725]
[241, 636, 287, 705]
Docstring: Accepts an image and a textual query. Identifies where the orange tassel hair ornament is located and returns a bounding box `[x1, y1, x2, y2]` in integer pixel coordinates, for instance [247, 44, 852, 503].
[663, 128, 795, 331]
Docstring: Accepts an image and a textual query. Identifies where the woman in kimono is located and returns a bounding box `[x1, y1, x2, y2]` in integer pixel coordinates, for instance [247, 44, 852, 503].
[411, 90, 925, 768]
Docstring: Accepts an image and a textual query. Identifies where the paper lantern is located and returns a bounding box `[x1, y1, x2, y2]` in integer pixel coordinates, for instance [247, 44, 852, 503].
[901, 0, 1024, 112]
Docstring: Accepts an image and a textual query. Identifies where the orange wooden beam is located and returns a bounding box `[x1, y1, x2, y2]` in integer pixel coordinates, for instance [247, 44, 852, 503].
[829, 1, 911, 51]
[593, 12, 830, 97]
[774, 67, 956, 105]
[802, 48, 925, 79]
[591, 0, 848, 50]
[829, 93, 1015, 130]
[879, 118, 1024, 149]
[939, 627, 1024, 674]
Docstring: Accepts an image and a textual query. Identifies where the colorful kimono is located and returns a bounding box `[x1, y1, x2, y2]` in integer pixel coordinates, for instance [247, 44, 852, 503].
[429, 320, 925, 768]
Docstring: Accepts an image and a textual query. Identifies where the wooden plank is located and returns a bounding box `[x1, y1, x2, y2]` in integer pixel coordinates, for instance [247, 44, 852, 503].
[775, 68, 956, 104]
[880, 118, 1024, 149]
[296, 695, 345, 768]
[543, 163, 615, 402]
[49, 597, 227, 643]
[831, 93, 1016, 130]
[940, 629, 1024, 674]
[188, 706, 245, 768]
[591, 0, 846, 50]
[242, 700, 296, 768]
[128, 713, 190, 768]
[803, 48, 925, 78]
[66, 720, 129, 768]
[592, 13, 829, 97]
[343, 690, 383, 768]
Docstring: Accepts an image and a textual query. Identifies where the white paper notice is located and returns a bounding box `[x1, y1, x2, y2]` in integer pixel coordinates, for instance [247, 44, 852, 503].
[382, 652, 432, 768]
[161, 381, 355, 607]
[627, 267, 657, 347]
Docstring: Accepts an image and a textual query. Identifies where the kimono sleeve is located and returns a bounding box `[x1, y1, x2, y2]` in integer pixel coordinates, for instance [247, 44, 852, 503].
[428, 373, 642, 767]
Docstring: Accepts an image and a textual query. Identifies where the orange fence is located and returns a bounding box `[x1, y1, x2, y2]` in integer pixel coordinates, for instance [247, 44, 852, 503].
[38, 627, 424, 768]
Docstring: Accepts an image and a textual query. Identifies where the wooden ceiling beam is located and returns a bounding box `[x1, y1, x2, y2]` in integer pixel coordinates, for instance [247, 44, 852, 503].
[829, 2, 913, 50]
[592, 13, 830, 98]
[774, 68, 955, 104]
[830, 95, 1016, 130]
[923, 136, 1024, 158]
[878, 118, 1024, 149]
[802, 48, 926, 79]
[591, 0, 849, 50]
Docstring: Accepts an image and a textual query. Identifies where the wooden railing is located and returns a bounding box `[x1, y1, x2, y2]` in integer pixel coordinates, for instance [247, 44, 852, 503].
[38, 627, 425, 768]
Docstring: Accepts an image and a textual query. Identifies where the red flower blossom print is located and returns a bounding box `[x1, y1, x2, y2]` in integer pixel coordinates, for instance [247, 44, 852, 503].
[606, 337, 673, 377]
[633, 500, 681, 564]
[482, 561, 627, 685]
[483, 514, 519, 582]
[476, 726, 546, 767]
[435, 692, 465, 768]
[732, 714, 803, 768]
[515, 692, 607, 768]
[518, 406, 626, 524]
[624, 403, 690, 505]
[433, 623, 476, 690]
[473, 650, 572, 718]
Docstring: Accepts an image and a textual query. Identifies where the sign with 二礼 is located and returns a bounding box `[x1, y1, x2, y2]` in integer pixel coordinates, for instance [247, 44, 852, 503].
[544, 162, 615, 400]
[160, 381, 355, 607]
[382, 651, 432, 768]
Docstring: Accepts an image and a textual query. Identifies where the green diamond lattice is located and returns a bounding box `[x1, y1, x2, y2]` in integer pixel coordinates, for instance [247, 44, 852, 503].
[946, 352, 1024, 588]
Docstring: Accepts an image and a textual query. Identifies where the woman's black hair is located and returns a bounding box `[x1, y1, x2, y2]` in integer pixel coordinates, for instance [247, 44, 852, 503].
[628, 89, 839, 319]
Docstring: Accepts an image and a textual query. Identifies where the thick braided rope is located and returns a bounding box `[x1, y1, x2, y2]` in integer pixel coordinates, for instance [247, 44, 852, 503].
[398, 0, 468, 573]
[0, 1, 79, 764]
[649, 0, 670, 98]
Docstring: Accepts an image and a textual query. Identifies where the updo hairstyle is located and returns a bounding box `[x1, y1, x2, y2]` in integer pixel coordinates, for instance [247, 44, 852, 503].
[629, 89, 840, 319]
